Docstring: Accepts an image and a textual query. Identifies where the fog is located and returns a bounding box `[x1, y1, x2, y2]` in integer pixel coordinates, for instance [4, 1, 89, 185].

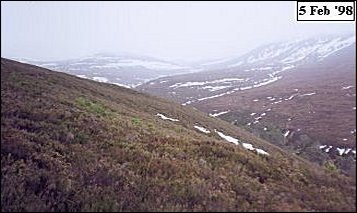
[1, 1, 355, 63]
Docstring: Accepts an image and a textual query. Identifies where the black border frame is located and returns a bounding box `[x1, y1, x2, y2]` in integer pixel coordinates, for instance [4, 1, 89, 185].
[297, 1, 356, 21]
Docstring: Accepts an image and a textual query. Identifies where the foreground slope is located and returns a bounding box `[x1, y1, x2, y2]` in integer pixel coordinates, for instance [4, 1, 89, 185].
[1, 58, 355, 212]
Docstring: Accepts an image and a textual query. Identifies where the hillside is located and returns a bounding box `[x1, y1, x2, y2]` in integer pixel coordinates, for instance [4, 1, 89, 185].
[15, 54, 197, 88]
[1, 58, 355, 212]
[139, 35, 356, 176]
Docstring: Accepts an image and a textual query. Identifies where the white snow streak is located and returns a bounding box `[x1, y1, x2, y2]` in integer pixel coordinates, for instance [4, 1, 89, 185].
[92, 77, 109, 82]
[215, 130, 239, 145]
[156, 113, 179, 122]
[242, 143, 255, 151]
[169, 78, 244, 89]
[255, 148, 270, 155]
[194, 125, 211, 134]
[300, 92, 316, 97]
[214, 130, 269, 155]
[342, 85, 354, 90]
[209, 111, 230, 117]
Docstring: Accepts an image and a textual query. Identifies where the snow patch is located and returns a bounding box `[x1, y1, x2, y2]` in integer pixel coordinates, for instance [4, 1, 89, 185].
[112, 83, 131, 88]
[170, 78, 244, 89]
[319, 145, 327, 149]
[40, 63, 57, 67]
[255, 148, 270, 156]
[197, 93, 227, 101]
[299, 92, 316, 97]
[342, 85, 354, 90]
[209, 111, 230, 117]
[336, 148, 345, 156]
[344, 148, 352, 155]
[242, 143, 255, 151]
[76, 74, 89, 79]
[181, 100, 194, 106]
[90, 60, 185, 70]
[234, 76, 282, 92]
[317, 36, 355, 58]
[194, 125, 210, 134]
[215, 130, 239, 145]
[325, 146, 333, 153]
[156, 113, 179, 122]
[285, 94, 298, 101]
[201, 85, 231, 92]
[214, 130, 269, 155]
[92, 77, 108, 83]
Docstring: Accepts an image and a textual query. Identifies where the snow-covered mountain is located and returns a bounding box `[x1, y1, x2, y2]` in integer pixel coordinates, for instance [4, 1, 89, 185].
[15, 54, 197, 88]
[198, 34, 355, 70]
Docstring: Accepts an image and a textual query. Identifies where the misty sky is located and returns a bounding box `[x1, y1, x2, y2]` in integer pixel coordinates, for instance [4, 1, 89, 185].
[1, 1, 355, 63]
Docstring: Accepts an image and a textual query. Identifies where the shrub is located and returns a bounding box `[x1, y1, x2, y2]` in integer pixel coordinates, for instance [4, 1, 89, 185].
[75, 97, 112, 116]
[324, 160, 337, 172]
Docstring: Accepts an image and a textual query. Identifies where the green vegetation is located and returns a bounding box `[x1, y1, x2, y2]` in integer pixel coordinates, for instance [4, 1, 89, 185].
[1, 58, 355, 212]
[324, 160, 338, 172]
[131, 117, 141, 126]
[75, 96, 113, 116]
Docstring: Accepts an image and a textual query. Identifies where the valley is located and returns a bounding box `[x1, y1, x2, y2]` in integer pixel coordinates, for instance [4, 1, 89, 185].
[139, 35, 356, 176]
[15, 54, 200, 88]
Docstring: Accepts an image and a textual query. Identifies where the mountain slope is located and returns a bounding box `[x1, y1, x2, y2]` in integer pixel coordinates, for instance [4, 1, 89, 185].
[1, 58, 355, 212]
[15, 54, 195, 88]
[198, 34, 355, 70]
[139, 35, 355, 105]
[139, 35, 356, 175]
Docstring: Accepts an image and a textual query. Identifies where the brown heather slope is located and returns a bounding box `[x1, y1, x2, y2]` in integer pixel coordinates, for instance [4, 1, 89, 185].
[1, 58, 356, 211]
